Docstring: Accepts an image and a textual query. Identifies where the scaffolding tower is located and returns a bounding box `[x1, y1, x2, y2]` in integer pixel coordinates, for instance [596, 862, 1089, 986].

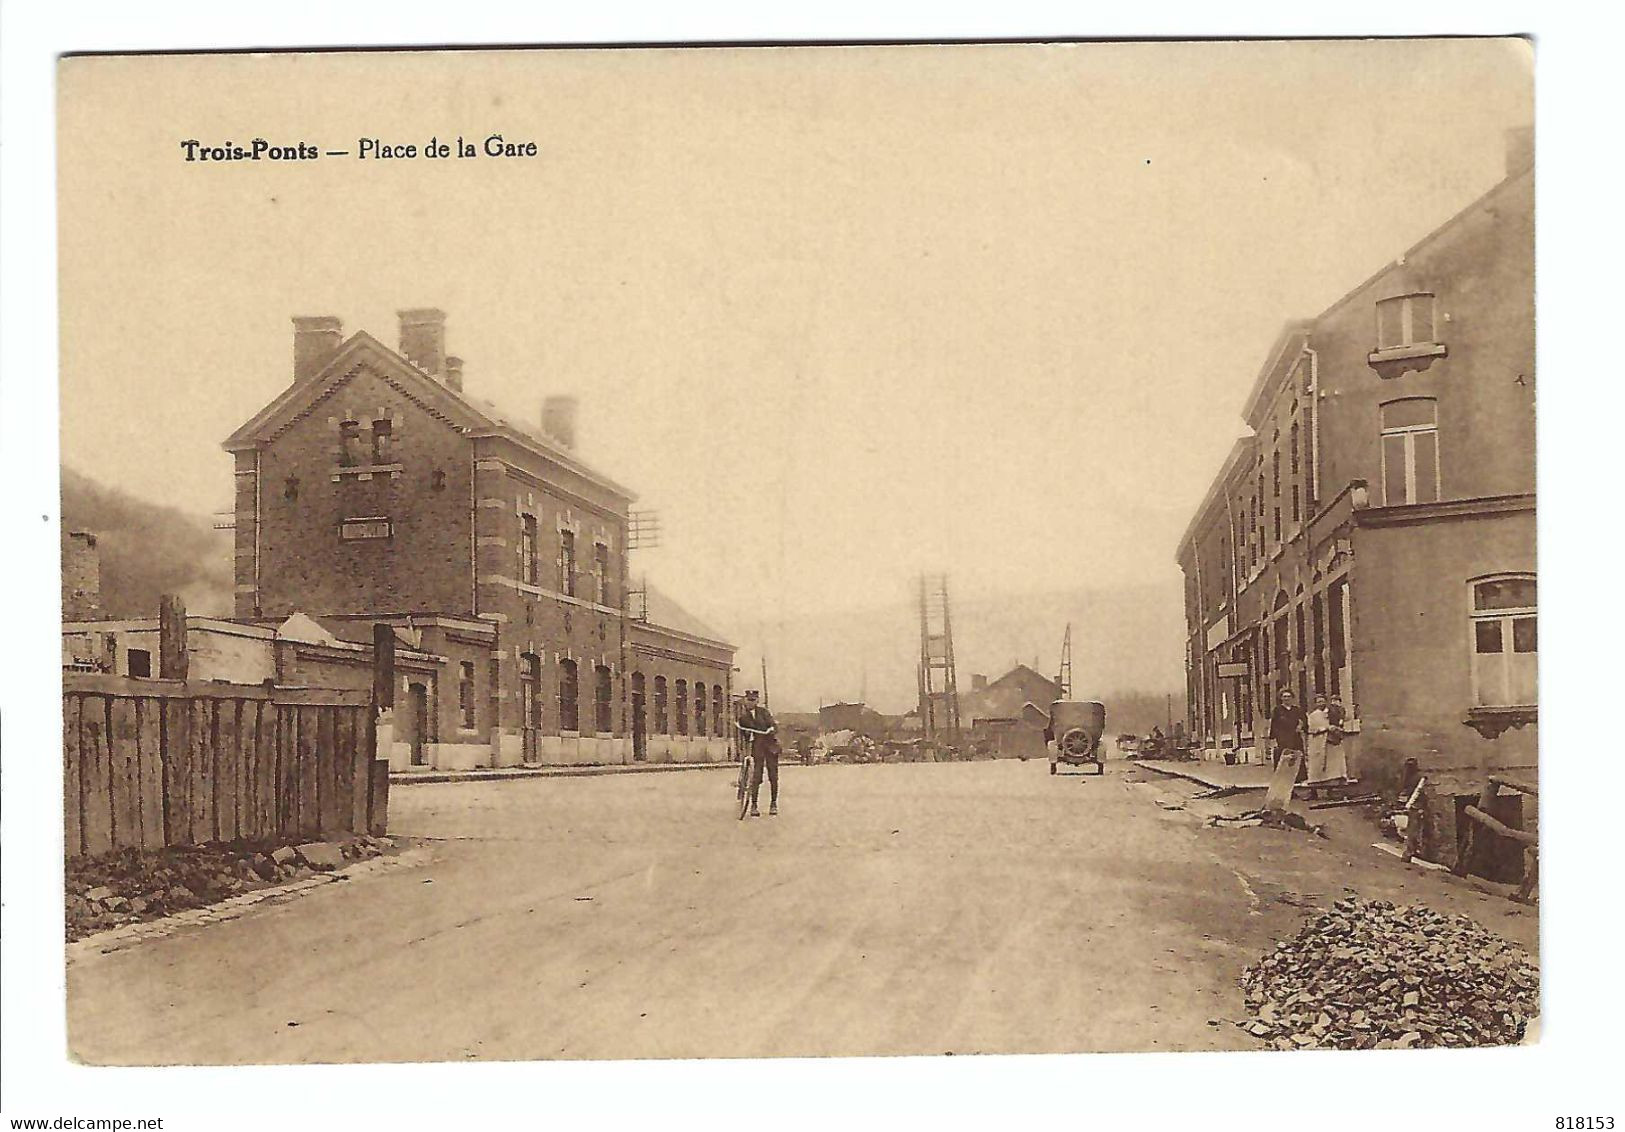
[917, 574, 962, 746]
[1057, 622, 1073, 699]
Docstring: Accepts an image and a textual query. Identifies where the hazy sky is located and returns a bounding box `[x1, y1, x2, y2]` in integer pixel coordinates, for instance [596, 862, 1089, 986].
[58, 41, 1531, 709]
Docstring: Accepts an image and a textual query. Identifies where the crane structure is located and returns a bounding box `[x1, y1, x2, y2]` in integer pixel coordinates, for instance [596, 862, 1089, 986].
[916, 574, 962, 747]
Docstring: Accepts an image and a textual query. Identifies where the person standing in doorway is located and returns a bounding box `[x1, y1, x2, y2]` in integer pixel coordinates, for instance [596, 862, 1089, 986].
[1268, 689, 1307, 771]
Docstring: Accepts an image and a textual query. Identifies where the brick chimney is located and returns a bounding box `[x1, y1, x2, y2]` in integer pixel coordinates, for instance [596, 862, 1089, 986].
[542, 395, 578, 449]
[292, 316, 343, 383]
[972, 673, 988, 692]
[444, 355, 465, 393]
[397, 308, 447, 377]
[61, 530, 101, 620]
[1505, 125, 1534, 178]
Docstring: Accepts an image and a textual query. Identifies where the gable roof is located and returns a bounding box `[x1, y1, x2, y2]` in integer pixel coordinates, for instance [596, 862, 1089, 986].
[990, 663, 1060, 692]
[223, 330, 636, 502]
[643, 583, 732, 648]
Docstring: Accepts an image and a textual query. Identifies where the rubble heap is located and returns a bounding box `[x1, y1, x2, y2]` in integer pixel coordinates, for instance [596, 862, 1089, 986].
[66, 837, 394, 941]
[1239, 896, 1538, 1050]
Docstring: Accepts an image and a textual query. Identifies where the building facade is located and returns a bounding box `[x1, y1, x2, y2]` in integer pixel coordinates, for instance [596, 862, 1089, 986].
[1177, 132, 1535, 795]
[222, 309, 734, 771]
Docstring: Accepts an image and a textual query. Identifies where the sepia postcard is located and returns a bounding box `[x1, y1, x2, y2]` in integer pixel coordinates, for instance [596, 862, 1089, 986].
[53, 38, 1538, 1072]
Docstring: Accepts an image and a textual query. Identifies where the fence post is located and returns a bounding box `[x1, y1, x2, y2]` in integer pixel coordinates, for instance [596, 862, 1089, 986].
[159, 594, 188, 681]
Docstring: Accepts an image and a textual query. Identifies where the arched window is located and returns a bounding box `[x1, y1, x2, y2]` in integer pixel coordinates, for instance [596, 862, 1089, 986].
[712, 686, 724, 736]
[1380, 398, 1439, 506]
[594, 665, 613, 733]
[653, 676, 668, 734]
[675, 680, 689, 736]
[1470, 575, 1536, 708]
[558, 658, 579, 732]
[694, 682, 707, 737]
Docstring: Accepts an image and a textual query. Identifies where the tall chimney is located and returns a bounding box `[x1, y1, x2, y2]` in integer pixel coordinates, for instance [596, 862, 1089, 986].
[542, 395, 579, 449]
[1505, 125, 1534, 178]
[292, 315, 343, 383]
[397, 308, 446, 377]
[444, 355, 465, 393]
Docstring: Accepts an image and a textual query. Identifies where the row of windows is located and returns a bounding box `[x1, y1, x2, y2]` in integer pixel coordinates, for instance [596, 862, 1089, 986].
[519, 517, 613, 604]
[1190, 572, 1536, 739]
[645, 675, 726, 737]
[337, 417, 393, 466]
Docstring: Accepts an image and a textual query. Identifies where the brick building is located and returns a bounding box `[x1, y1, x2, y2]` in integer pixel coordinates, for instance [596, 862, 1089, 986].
[1176, 130, 1535, 797]
[221, 308, 734, 770]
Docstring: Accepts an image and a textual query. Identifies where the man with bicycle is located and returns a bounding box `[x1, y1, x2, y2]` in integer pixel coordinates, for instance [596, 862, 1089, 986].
[737, 689, 780, 817]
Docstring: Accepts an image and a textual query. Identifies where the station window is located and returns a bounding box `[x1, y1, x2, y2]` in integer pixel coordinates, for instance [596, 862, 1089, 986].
[521, 515, 538, 585]
[560, 529, 577, 597]
[654, 676, 669, 734]
[675, 680, 689, 736]
[127, 648, 151, 678]
[558, 658, 580, 732]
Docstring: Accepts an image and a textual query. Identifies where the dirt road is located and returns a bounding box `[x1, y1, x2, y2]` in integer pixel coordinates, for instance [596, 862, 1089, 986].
[67, 757, 1536, 1064]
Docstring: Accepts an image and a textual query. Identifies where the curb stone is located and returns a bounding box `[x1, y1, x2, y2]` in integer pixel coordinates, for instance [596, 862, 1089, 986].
[66, 846, 434, 963]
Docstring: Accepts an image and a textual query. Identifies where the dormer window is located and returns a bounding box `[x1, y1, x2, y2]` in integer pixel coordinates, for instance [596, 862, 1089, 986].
[1369, 292, 1448, 375]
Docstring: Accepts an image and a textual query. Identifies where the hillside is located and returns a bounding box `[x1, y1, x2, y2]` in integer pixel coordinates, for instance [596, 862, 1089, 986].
[61, 466, 234, 619]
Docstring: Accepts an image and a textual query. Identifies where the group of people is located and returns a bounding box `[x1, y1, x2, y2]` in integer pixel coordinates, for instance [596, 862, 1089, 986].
[1267, 688, 1349, 784]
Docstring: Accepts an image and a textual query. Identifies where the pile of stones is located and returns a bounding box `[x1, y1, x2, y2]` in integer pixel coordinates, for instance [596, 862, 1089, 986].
[1238, 895, 1539, 1050]
[66, 836, 394, 941]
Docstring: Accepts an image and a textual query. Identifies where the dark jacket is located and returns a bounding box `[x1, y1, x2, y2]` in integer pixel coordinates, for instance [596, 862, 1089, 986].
[1269, 705, 1307, 750]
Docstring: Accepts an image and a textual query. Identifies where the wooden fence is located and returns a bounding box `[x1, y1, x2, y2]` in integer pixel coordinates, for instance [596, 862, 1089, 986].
[64, 673, 388, 859]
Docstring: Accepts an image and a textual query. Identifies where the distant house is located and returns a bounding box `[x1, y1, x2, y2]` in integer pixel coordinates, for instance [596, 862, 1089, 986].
[818, 701, 890, 735]
[960, 665, 1064, 728]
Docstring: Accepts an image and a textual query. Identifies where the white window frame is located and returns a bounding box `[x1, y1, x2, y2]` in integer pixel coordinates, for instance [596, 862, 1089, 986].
[1379, 399, 1440, 506]
[1468, 573, 1536, 709]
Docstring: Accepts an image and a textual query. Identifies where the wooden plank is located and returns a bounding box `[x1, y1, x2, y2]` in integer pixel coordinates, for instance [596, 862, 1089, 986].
[62, 673, 276, 700]
[108, 697, 142, 851]
[234, 699, 256, 841]
[274, 686, 371, 707]
[1488, 774, 1538, 797]
[351, 709, 372, 836]
[1263, 753, 1303, 812]
[277, 704, 298, 840]
[162, 698, 191, 846]
[254, 699, 278, 841]
[214, 699, 241, 842]
[317, 705, 342, 836]
[64, 695, 83, 858]
[190, 697, 215, 845]
[329, 707, 353, 836]
[80, 695, 114, 857]
[1464, 804, 1538, 846]
[297, 705, 321, 839]
[136, 696, 165, 850]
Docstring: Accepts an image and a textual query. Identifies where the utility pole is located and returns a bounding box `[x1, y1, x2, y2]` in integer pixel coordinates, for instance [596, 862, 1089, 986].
[917, 574, 962, 747]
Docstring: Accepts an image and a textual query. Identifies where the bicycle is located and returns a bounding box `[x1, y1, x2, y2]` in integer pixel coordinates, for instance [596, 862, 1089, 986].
[735, 724, 773, 820]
